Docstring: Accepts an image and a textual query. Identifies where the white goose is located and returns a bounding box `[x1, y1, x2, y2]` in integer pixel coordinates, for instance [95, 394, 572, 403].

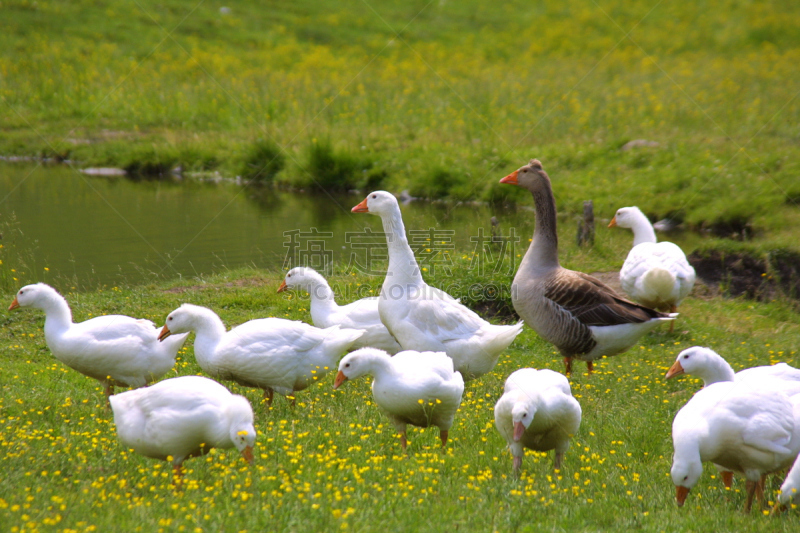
[351, 191, 523, 380]
[159, 304, 364, 405]
[671, 380, 800, 512]
[500, 160, 675, 374]
[609, 206, 695, 331]
[775, 453, 800, 512]
[8, 283, 188, 401]
[666, 345, 800, 490]
[334, 347, 464, 450]
[110, 375, 256, 476]
[666, 346, 800, 389]
[494, 368, 581, 473]
[278, 266, 402, 354]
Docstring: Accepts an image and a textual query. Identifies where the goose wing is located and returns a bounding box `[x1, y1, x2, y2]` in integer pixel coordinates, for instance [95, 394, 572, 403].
[546, 271, 666, 327]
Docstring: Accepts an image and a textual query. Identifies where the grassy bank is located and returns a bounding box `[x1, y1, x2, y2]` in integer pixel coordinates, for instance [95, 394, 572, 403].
[1, 266, 800, 531]
[3, 0, 800, 241]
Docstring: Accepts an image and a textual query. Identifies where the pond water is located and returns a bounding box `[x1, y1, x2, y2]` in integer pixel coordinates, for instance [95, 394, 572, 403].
[0, 164, 540, 291]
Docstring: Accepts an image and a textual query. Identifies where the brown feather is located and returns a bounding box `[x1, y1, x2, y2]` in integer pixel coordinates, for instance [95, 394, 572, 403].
[545, 270, 669, 327]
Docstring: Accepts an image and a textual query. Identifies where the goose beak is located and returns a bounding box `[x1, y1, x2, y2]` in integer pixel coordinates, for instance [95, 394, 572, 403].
[158, 324, 172, 342]
[351, 198, 369, 213]
[277, 280, 288, 293]
[513, 421, 525, 441]
[8, 297, 19, 311]
[665, 360, 684, 379]
[499, 170, 518, 185]
[676, 485, 690, 506]
[608, 216, 618, 228]
[241, 446, 255, 465]
[333, 371, 348, 389]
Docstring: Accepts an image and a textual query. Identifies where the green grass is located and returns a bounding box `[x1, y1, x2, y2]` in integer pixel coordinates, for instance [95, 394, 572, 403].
[3, 3, 800, 527]
[2, 0, 800, 242]
[1, 265, 800, 532]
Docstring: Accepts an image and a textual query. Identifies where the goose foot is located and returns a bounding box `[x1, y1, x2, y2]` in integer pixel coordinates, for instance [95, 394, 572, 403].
[744, 477, 765, 513]
[263, 388, 274, 407]
[721, 471, 733, 489]
[755, 474, 766, 509]
[171, 462, 185, 488]
[103, 382, 114, 409]
[439, 429, 448, 448]
[554, 451, 564, 471]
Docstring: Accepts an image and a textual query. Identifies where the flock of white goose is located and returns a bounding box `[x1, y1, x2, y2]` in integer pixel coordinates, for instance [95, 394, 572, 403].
[8, 159, 800, 512]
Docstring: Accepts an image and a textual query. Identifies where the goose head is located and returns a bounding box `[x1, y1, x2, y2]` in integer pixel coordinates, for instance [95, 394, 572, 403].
[159, 303, 205, 341]
[499, 159, 549, 192]
[8, 283, 59, 311]
[608, 206, 645, 229]
[278, 266, 321, 294]
[226, 395, 257, 465]
[666, 346, 728, 382]
[334, 347, 388, 388]
[510, 397, 538, 441]
[351, 191, 399, 216]
[670, 455, 703, 506]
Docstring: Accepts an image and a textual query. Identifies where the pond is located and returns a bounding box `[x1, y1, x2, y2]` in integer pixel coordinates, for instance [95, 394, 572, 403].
[1, 164, 543, 291]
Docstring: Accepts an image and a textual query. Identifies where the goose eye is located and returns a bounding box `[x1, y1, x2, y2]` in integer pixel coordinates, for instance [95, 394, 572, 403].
[683, 475, 689, 482]
[345, 363, 350, 368]
[168, 317, 173, 321]
[522, 413, 527, 418]
[371, 194, 376, 199]
[683, 354, 689, 359]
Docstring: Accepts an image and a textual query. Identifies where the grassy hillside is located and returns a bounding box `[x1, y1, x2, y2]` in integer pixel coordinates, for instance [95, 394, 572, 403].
[1, 267, 800, 531]
[3, 0, 800, 243]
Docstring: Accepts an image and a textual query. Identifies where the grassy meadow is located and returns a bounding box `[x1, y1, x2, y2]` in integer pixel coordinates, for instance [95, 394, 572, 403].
[1, 264, 800, 532]
[4, 0, 800, 531]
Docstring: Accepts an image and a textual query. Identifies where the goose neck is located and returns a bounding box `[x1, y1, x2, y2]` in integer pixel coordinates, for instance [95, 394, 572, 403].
[524, 185, 561, 271]
[308, 284, 339, 326]
[698, 359, 736, 387]
[190, 310, 227, 364]
[306, 279, 337, 309]
[365, 352, 396, 379]
[379, 208, 423, 286]
[630, 213, 658, 246]
[40, 292, 73, 335]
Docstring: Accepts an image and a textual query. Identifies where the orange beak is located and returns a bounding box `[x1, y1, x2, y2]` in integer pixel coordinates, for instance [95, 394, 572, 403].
[513, 421, 525, 442]
[499, 170, 519, 185]
[333, 370, 348, 389]
[158, 324, 171, 342]
[608, 216, 618, 228]
[8, 297, 20, 311]
[676, 485, 690, 506]
[277, 280, 288, 293]
[665, 360, 685, 380]
[351, 198, 369, 213]
[241, 446, 255, 465]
